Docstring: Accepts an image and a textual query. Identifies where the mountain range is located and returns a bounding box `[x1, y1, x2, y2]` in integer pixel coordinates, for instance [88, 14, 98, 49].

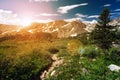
[0, 20, 86, 38]
[0, 18, 120, 39]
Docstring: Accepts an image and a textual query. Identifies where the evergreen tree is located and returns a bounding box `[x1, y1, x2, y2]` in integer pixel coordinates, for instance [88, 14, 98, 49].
[90, 8, 117, 50]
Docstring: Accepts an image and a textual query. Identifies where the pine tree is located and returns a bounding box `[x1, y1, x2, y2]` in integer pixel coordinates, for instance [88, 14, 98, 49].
[90, 8, 117, 50]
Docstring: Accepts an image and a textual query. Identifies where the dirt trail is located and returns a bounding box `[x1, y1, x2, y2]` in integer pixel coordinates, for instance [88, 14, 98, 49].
[40, 54, 63, 80]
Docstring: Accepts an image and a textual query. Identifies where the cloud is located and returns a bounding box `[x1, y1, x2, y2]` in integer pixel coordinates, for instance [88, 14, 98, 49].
[103, 4, 111, 7]
[75, 14, 98, 19]
[88, 15, 99, 18]
[75, 13, 88, 18]
[64, 17, 85, 22]
[84, 19, 97, 24]
[29, 0, 58, 2]
[65, 13, 88, 22]
[0, 9, 21, 25]
[57, 3, 88, 14]
[36, 13, 59, 17]
[114, 9, 120, 11]
[110, 12, 120, 15]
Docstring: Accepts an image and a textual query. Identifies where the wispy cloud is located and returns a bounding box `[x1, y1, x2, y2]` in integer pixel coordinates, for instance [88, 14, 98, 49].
[29, 0, 58, 2]
[57, 3, 88, 14]
[88, 15, 99, 18]
[110, 12, 120, 15]
[36, 13, 59, 17]
[103, 4, 111, 7]
[75, 13, 88, 18]
[84, 20, 97, 24]
[0, 9, 21, 25]
[114, 9, 120, 11]
[76, 13, 98, 19]
[64, 17, 84, 22]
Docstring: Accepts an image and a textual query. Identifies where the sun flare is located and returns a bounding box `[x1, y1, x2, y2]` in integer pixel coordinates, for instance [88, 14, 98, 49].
[22, 18, 33, 27]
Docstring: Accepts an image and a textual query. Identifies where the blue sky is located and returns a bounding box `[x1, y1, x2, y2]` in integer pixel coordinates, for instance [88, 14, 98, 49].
[0, 0, 120, 25]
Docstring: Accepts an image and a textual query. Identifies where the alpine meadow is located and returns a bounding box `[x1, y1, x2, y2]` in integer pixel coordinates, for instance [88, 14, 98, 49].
[0, 0, 120, 80]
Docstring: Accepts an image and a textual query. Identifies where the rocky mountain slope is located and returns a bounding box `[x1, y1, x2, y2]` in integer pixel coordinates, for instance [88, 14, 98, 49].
[84, 18, 120, 32]
[0, 20, 86, 38]
[0, 24, 19, 34]
[109, 18, 120, 26]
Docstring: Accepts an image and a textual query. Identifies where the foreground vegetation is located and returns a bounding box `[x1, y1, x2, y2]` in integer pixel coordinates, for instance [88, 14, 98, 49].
[0, 38, 120, 80]
[0, 40, 48, 80]
[46, 45, 120, 80]
[0, 38, 72, 80]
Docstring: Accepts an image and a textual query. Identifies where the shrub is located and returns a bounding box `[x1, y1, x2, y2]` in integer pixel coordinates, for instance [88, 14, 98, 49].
[58, 49, 70, 57]
[79, 45, 102, 59]
[108, 47, 120, 64]
[0, 49, 51, 80]
[76, 32, 90, 45]
[67, 40, 81, 55]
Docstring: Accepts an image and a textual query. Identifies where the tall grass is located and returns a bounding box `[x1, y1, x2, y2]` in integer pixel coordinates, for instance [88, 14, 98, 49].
[0, 40, 53, 80]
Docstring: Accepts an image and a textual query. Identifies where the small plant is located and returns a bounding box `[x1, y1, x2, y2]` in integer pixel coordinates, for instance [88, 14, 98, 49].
[79, 45, 102, 59]
[108, 47, 120, 64]
[58, 49, 70, 57]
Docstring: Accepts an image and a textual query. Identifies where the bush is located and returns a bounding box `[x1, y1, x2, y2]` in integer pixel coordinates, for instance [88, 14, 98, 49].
[0, 49, 51, 80]
[58, 49, 70, 57]
[108, 47, 120, 64]
[79, 45, 102, 59]
[76, 32, 90, 45]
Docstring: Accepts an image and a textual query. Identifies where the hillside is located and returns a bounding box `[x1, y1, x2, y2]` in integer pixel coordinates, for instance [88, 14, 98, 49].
[0, 20, 86, 39]
[0, 24, 19, 34]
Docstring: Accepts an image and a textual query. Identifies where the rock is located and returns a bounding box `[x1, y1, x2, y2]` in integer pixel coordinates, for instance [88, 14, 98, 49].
[50, 70, 56, 76]
[92, 59, 96, 61]
[108, 64, 120, 72]
[40, 70, 47, 79]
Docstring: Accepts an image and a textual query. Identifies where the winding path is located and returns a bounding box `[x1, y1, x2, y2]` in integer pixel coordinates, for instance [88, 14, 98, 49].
[40, 54, 64, 80]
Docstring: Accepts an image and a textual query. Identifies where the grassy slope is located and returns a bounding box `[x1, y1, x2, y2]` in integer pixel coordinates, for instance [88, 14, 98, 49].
[0, 38, 120, 80]
[46, 45, 120, 80]
[0, 38, 75, 80]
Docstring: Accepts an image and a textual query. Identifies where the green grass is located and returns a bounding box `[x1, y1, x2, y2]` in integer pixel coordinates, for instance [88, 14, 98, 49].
[0, 38, 120, 80]
[0, 38, 74, 80]
[0, 40, 52, 80]
[46, 45, 120, 80]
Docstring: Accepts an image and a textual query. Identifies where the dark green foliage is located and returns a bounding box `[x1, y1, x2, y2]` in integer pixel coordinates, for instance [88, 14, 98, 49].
[115, 30, 120, 44]
[0, 49, 51, 80]
[80, 45, 102, 59]
[90, 8, 117, 50]
[46, 46, 120, 80]
[108, 47, 120, 64]
[76, 32, 90, 45]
